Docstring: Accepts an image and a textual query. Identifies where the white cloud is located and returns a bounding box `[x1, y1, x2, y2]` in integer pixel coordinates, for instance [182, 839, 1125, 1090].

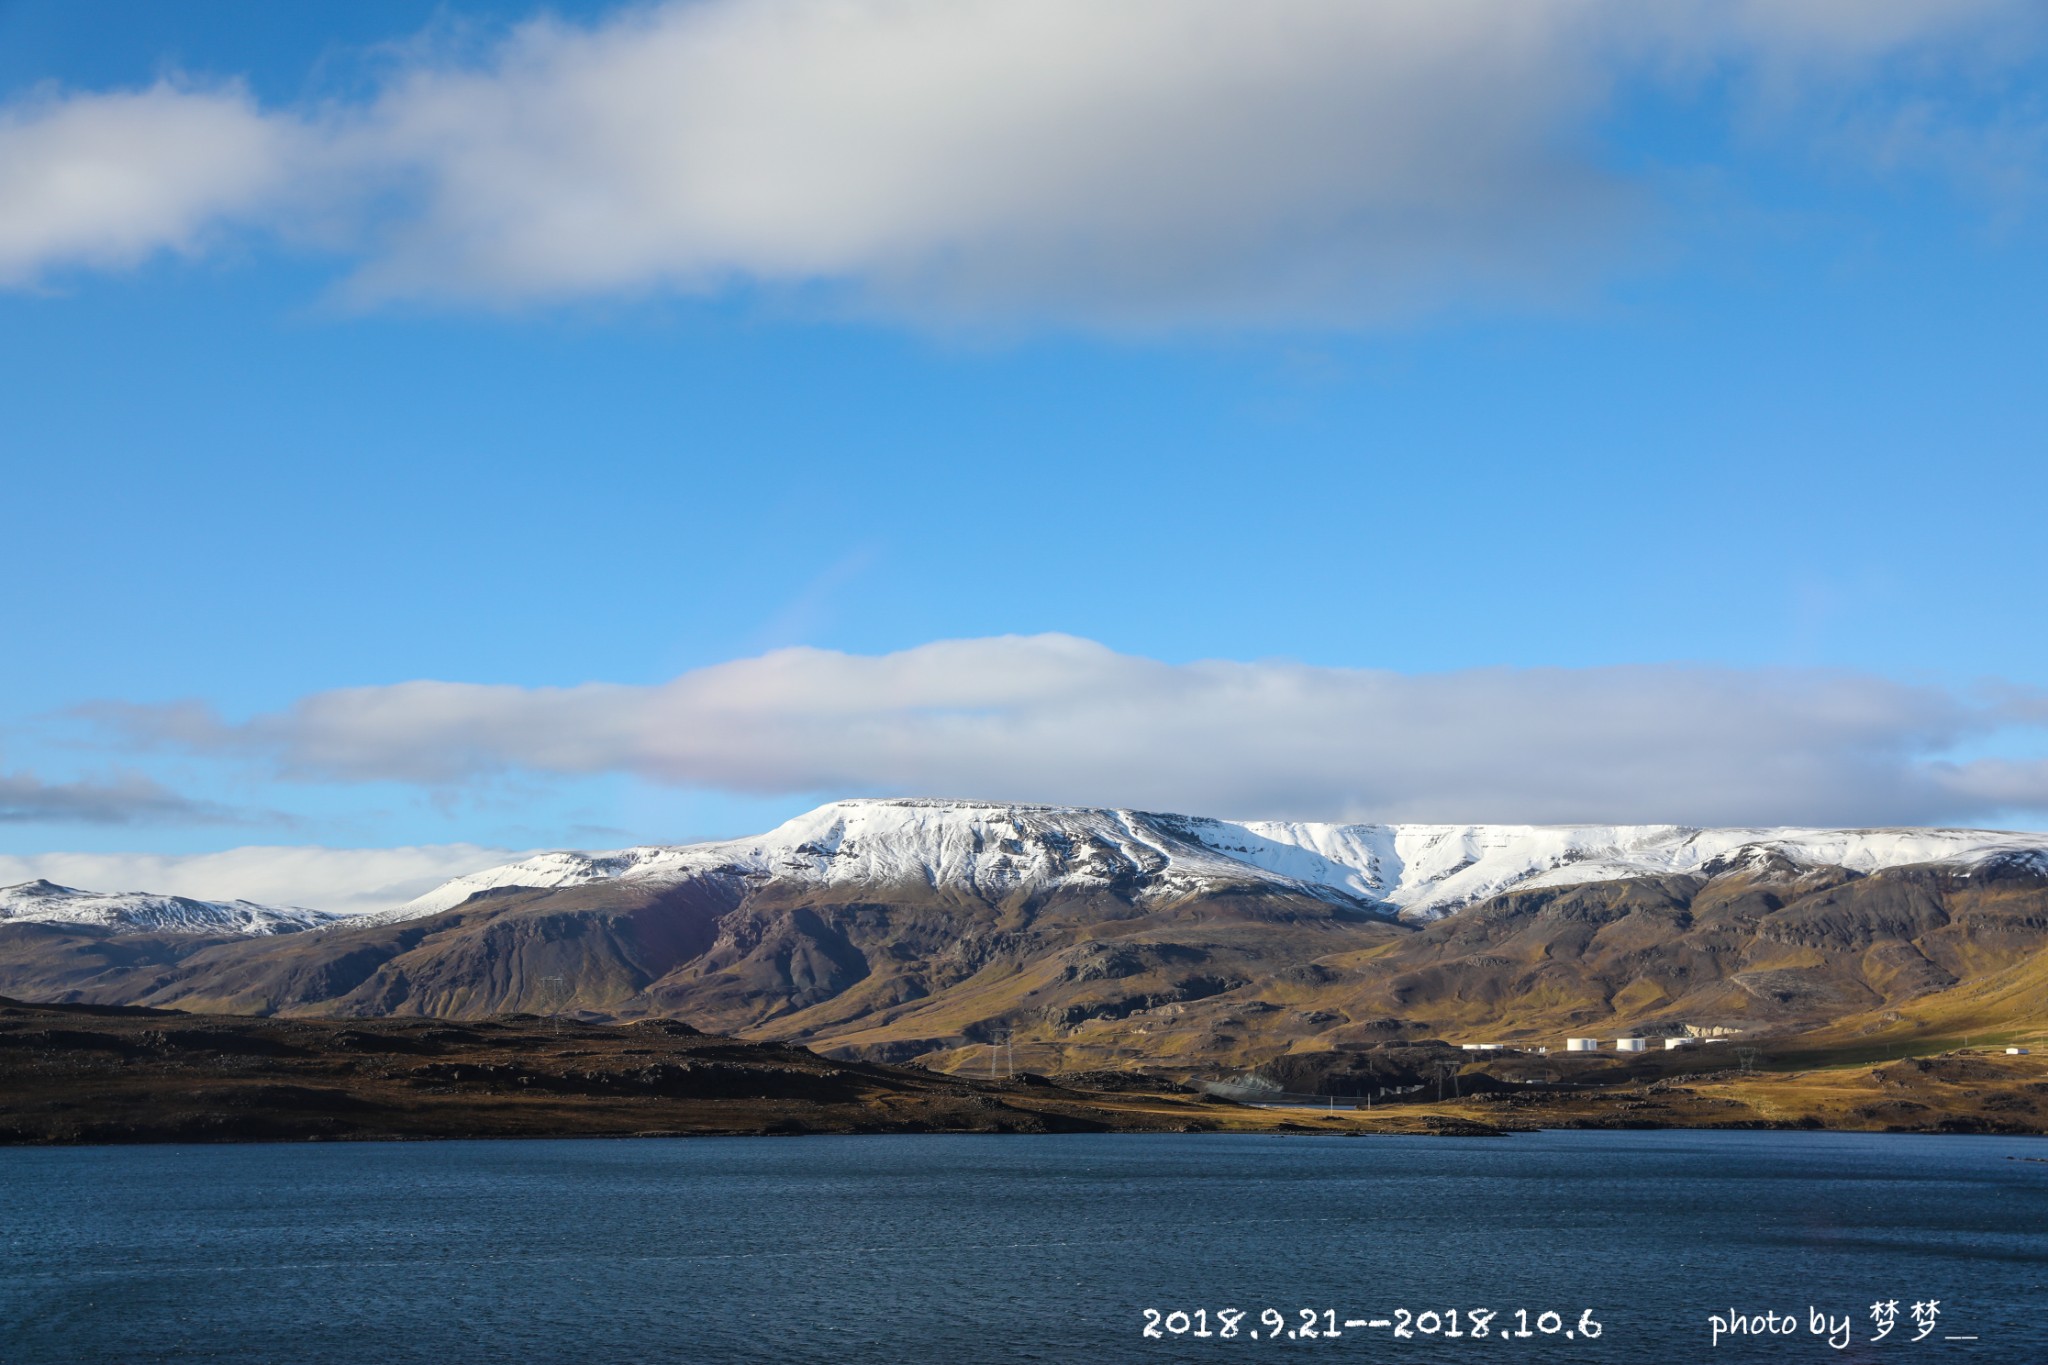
[0, 82, 303, 285]
[93, 634, 2048, 827]
[338, 0, 1629, 322]
[0, 0, 2037, 323]
[0, 844, 523, 915]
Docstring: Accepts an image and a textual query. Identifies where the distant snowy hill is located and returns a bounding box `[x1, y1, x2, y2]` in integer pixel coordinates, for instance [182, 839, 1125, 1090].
[0, 880, 339, 936]
[361, 798, 2048, 926]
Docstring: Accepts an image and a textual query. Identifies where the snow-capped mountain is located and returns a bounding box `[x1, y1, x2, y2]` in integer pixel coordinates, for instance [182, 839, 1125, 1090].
[0, 880, 339, 936]
[360, 798, 2048, 927]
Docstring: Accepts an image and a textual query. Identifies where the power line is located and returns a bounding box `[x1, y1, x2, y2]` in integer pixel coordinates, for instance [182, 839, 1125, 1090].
[539, 974, 567, 1035]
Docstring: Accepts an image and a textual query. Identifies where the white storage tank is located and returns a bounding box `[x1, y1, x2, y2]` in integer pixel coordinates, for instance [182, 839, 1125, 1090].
[1614, 1037, 1649, 1053]
[1664, 1038, 1693, 1050]
[1565, 1037, 1600, 1052]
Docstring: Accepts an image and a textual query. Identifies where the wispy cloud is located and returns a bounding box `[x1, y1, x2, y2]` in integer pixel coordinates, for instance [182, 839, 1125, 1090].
[0, 768, 254, 826]
[87, 634, 2048, 827]
[0, 0, 2039, 325]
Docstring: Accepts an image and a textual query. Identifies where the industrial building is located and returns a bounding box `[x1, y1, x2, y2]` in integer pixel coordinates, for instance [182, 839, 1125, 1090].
[1565, 1037, 1600, 1052]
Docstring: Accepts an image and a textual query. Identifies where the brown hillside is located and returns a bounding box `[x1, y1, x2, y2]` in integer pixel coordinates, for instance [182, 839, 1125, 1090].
[1, 854, 2043, 1076]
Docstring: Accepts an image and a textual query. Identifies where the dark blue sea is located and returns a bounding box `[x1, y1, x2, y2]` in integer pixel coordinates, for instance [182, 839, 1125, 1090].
[2, 1130, 2043, 1363]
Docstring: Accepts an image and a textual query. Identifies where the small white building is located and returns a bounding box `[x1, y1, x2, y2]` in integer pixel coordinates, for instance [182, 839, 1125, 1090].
[2008, 1047, 2032, 1056]
[1565, 1037, 1600, 1052]
[1615, 1037, 1649, 1053]
[1664, 1038, 1694, 1050]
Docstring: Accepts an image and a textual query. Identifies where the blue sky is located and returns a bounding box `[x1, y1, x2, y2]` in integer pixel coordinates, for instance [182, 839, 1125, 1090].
[2, 0, 2046, 908]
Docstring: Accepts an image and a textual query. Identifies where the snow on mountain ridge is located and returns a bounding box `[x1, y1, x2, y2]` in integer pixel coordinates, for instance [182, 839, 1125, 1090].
[354, 800, 1305, 926]
[0, 879, 339, 936]
[360, 799, 2048, 928]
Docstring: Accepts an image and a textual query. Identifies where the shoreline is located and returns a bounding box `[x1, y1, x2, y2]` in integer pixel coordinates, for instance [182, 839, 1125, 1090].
[9, 1118, 2046, 1151]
